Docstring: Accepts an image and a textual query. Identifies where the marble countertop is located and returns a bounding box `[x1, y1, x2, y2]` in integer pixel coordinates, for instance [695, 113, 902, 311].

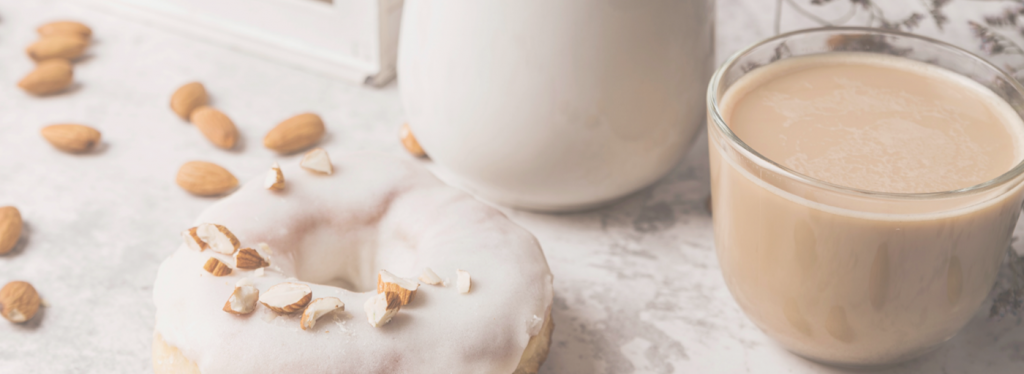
[0, 0, 1022, 373]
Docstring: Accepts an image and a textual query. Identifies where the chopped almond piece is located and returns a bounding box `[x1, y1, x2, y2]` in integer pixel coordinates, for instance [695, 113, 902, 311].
[235, 248, 270, 269]
[203, 257, 232, 276]
[264, 163, 285, 190]
[181, 227, 208, 251]
[259, 282, 312, 314]
[365, 291, 401, 327]
[196, 223, 240, 255]
[300, 148, 332, 175]
[377, 270, 418, 305]
[223, 286, 259, 315]
[301, 297, 344, 330]
[457, 269, 471, 294]
[419, 267, 443, 285]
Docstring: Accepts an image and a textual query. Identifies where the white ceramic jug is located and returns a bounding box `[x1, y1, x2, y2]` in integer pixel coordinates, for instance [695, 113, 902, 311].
[399, 0, 715, 211]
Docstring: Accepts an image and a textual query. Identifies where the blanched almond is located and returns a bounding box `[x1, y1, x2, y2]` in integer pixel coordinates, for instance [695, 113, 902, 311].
[0, 206, 23, 255]
[457, 269, 471, 294]
[223, 286, 259, 315]
[264, 113, 325, 154]
[18, 59, 73, 96]
[301, 297, 344, 330]
[419, 267, 443, 286]
[264, 163, 284, 191]
[259, 282, 312, 314]
[300, 148, 332, 175]
[40, 124, 100, 153]
[0, 281, 41, 323]
[170, 82, 209, 120]
[196, 223, 240, 255]
[176, 161, 238, 196]
[38, 21, 92, 39]
[26, 35, 88, 62]
[364, 291, 401, 327]
[203, 257, 232, 276]
[378, 270, 418, 305]
[190, 106, 238, 149]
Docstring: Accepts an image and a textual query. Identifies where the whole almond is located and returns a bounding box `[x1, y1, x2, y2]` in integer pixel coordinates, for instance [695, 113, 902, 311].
[0, 281, 41, 323]
[399, 123, 426, 158]
[26, 35, 88, 62]
[38, 21, 92, 40]
[190, 106, 238, 149]
[41, 124, 101, 153]
[0, 206, 23, 255]
[176, 161, 238, 196]
[18, 59, 73, 95]
[263, 113, 325, 154]
[170, 82, 209, 120]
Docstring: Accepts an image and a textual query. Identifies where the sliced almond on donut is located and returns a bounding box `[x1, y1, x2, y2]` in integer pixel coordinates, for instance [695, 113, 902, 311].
[299, 148, 332, 175]
[264, 163, 285, 190]
[203, 257, 232, 276]
[364, 291, 401, 328]
[223, 285, 259, 315]
[457, 269, 471, 294]
[259, 282, 312, 314]
[377, 270, 418, 305]
[419, 267, 443, 286]
[196, 223, 240, 255]
[235, 247, 270, 269]
[181, 227, 208, 252]
[301, 297, 344, 330]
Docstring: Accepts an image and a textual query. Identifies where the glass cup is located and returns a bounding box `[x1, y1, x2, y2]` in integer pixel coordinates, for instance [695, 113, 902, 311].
[707, 27, 1024, 366]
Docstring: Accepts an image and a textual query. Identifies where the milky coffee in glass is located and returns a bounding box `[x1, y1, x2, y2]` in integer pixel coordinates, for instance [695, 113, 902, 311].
[710, 47, 1024, 365]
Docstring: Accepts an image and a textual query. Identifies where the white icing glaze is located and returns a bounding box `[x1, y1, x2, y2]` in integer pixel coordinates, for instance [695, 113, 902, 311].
[153, 152, 554, 373]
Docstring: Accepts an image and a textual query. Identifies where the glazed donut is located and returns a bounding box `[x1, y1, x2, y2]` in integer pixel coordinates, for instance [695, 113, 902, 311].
[152, 152, 554, 374]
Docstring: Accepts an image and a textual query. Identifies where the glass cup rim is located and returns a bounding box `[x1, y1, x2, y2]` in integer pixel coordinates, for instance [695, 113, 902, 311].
[707, 26, 1024, 200]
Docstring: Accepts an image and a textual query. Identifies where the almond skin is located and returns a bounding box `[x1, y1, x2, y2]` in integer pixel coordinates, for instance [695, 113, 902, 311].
[170, 82, 209, 120]
[26, 35, 88, 62]
[18, 59, 73, 95]
[38, 21, 92, 39]
[0, 206, 23, 255]
[399, 123, 426, 158]
[263, 113, 325, 154]
[176, 161, 238, 196]
[40, 124, 101, 153]
[190, 106, 238, 149]
[203, 257, 232, 276]
[0, 281, 41, 323]
[235, 248, 269, 269]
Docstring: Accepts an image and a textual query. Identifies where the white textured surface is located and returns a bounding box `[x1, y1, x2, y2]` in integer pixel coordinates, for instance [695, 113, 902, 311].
[0, 0, 1022, 373]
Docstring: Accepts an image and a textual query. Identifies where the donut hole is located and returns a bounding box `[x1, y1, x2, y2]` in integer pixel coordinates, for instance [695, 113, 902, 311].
[288, 223, 416, 293]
